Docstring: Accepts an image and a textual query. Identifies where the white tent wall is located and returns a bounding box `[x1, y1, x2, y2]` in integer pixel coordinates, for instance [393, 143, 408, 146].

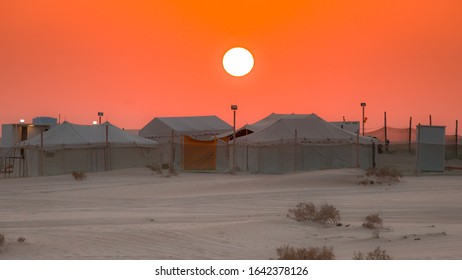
[233, 142, 373, 174]
[11, 122, 161, 177]
[110, 147, 160, 170]
[215, 140, 230, 172]
[21, 146, 160, 177]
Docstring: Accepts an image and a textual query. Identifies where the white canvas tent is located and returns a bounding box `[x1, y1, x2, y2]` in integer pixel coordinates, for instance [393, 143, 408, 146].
[219, 113, 312, 140]
[230, 114, 375, 173]
[139, 116, 232, 170]
[139, 116, 232, 140]
[15, 121, 160, 177]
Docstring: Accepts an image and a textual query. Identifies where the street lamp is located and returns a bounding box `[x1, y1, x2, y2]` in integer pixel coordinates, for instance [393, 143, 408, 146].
[360, 102, 366, 136]
[98, 112, 104, 124]
[231, 105, 238, 174]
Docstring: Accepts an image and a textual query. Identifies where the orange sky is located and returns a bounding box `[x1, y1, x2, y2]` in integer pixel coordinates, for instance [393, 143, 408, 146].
[1, 0, 462, 133]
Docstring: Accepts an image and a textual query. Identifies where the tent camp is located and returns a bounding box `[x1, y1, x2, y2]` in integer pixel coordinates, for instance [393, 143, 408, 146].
[139, 116, 232, 171]
[15, 121, 160, 177]
[230, 114, 375, 173]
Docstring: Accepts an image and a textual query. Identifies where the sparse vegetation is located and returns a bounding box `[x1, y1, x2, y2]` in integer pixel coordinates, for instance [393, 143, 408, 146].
[277, 245, 335, 260]
[362, 213, 384, 229]
[0, 234, 4, 246]
[353, 246, 392, 260]
[287, 202, 340, 224]
[287, 202, 316, 222]
[146, 165, 162, 174]
[361, 167, 401, 185]
[17, 237, 26, 243]
[72, 170, 87, 181]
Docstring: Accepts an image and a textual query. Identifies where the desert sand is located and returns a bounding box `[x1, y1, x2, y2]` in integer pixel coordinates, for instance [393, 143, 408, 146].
[1, 156, 462, 259]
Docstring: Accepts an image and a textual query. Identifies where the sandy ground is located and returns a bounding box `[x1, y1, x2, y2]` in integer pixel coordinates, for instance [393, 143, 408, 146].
[1, 160, 462, 260]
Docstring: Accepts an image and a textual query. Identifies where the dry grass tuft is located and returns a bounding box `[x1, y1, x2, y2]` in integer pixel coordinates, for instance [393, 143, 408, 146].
[287, 202, 340, 224]
[277, 245, 335, 260]
[0, 234, 4, 246]
[17, 237, 26, 243]
[362, 213, 384, 229]
[72, 170, 87, 181]
[353, 246, 392, 260]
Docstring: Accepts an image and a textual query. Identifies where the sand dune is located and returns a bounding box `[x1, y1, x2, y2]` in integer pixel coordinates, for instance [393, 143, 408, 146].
[1, 167, 462, 259]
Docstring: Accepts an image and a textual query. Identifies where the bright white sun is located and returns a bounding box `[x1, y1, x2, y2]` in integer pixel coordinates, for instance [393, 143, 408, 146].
[222, 47, 254, 77]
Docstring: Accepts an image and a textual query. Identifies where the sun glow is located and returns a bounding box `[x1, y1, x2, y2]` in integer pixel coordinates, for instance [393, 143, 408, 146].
[222, 47, 254, 77]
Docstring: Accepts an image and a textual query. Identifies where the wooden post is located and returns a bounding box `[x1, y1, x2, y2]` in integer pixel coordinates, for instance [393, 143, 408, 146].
[169, 130, 175, 174]
[294, 129, 298, 172]
[362, 105, 365, 136]
[356, 131, 359, 168]
[181, 135, 184, 170]
[409, 116, 412, 153]
[384, 111, 388, 144]
[456, 120, 459, 159]
[40, 130, 44, 176]
[429, 115, 432, 126]
[232, 110, 236, 174]
[105, 124, 109, 171]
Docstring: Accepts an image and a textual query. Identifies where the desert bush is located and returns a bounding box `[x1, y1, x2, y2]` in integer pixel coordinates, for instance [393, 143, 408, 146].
[146, 165, 162, 174]
[287, 202, 316, 222]
[362, 213, 383, 229]
[277, 245, 335, 260]
[353, 246, 392, 260]
[314, 204, 341, 224]
[72, 170, 87, 181]
[0, 234, 4, 246]
[287, 202, 340, 224]
[363, 167, 401, 185]
[376, 167, 402, 178]
[17, 237, 26, 243]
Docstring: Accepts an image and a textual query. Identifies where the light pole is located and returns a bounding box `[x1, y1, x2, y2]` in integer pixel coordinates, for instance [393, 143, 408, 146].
[360, 102, 366, 136]
[98, 112, 104, 124]
[231, 105, 238, 174]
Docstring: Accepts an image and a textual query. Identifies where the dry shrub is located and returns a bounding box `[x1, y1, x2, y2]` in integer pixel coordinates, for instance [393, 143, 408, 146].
[17, 237, 26, 243]
[277, 245, 335, 260]
[363, 167, 401, 185]
[353, 246, 392, 260]
[0, 234, 4, 246]
[287, 202, 340, 224]
[315, 204, 341, 224]
[72, 170, 87, 181]
[376, 167, 402, 178]
[146, 165, 162, 174]
[287, 202, 316, 222]
[362, 213, 383, 229]
[359, 178, 374, 185]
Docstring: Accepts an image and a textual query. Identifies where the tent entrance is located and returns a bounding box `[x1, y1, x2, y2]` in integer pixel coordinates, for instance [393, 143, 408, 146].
[183, 136, 216, 171]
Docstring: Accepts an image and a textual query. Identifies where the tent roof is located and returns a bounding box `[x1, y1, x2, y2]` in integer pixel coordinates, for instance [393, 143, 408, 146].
[245, 113, 313, 133]
[235, 114, 374, 145]
[140, 115, 232, 137]
[218, 113, 313, 139]
[18, 121, 159, 149]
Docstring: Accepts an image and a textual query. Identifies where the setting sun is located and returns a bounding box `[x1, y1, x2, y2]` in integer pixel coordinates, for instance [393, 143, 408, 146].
[222, 47, 254, 77]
